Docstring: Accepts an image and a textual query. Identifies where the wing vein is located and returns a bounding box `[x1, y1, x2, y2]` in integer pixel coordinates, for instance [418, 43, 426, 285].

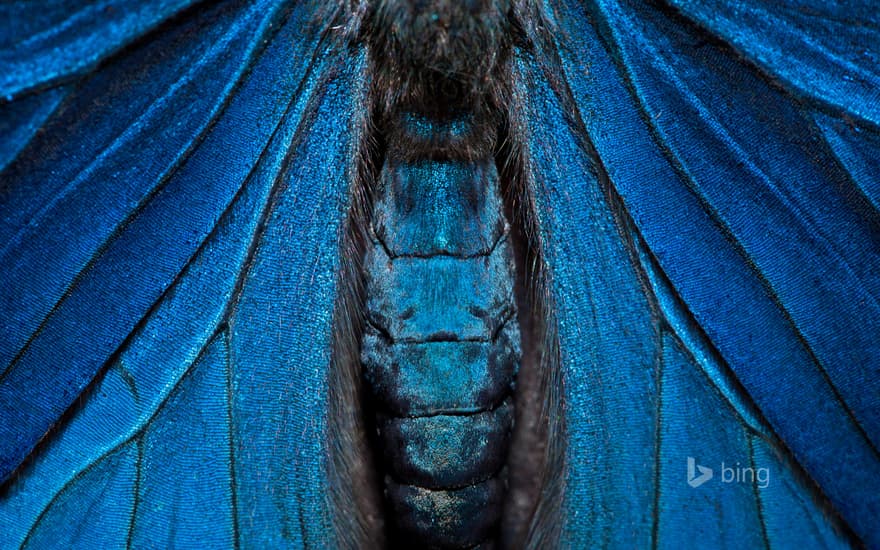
[589, 11, 880, 460]
[0, 0, 290, 382]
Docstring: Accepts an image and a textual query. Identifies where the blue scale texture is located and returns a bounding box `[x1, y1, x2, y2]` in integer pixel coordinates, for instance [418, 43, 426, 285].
[0, 0, 877, 546]
[0, 2, 368, 547]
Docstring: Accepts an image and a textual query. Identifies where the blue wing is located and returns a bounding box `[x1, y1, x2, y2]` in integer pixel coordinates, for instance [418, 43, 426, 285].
[520, 0, 879, 546]
[0, 1, 366, 546]
[4, 0, 878, 547]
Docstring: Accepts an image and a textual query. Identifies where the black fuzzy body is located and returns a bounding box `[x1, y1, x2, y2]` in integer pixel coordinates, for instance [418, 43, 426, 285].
[328, 1, 562, 548]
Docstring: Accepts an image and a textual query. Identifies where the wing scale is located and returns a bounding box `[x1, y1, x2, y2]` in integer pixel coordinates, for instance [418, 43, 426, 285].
[518, 0, 880, 545]
[1, 2, 368, 547]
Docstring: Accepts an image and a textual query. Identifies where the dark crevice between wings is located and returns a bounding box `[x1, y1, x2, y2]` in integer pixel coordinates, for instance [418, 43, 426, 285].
[496, 89, 566, 550]
[326, 56, 387, 550]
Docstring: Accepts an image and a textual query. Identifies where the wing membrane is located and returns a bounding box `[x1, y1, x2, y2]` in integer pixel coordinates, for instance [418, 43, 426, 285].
[521, 0, 878, 545]
[0, 0, 204, 99]
[0, 2, 367, 546]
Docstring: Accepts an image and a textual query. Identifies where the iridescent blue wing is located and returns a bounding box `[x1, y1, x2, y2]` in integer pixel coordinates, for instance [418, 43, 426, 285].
[518, 0, 879, 546]
[0, 1, 366, 546]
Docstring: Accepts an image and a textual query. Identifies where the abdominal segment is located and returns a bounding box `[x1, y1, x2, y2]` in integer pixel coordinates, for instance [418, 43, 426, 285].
[361, 114, 521, 548]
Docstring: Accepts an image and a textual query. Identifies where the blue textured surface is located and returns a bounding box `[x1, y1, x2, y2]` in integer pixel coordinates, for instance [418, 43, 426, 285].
[0, 1, 366, 547]
[0, 0, 878, 546]
[527, 0, 878, 546]
[516, 51, 660, 547]
[0, 86, 69, 172]
[0, 0, 201, 99]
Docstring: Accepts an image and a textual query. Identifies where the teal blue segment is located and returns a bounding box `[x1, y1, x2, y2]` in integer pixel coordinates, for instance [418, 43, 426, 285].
[400, 112, 473, 141]
[387, 478, 504, 548]
[365, 247, 516, 342]
[380, 400, 513, 488]
[363, 323, 519, 416]
[375, 160, 503, 257]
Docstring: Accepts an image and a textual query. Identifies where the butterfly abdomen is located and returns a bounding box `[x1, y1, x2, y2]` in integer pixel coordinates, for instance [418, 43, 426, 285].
[361, 110, 521, 547]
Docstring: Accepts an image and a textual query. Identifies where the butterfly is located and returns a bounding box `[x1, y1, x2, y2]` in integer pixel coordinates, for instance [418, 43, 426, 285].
[0, 0, 878, 548]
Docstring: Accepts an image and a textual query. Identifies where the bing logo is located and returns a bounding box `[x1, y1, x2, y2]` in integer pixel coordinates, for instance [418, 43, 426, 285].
[687, 456, 713, 488]
[687, 457, 770, 489]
